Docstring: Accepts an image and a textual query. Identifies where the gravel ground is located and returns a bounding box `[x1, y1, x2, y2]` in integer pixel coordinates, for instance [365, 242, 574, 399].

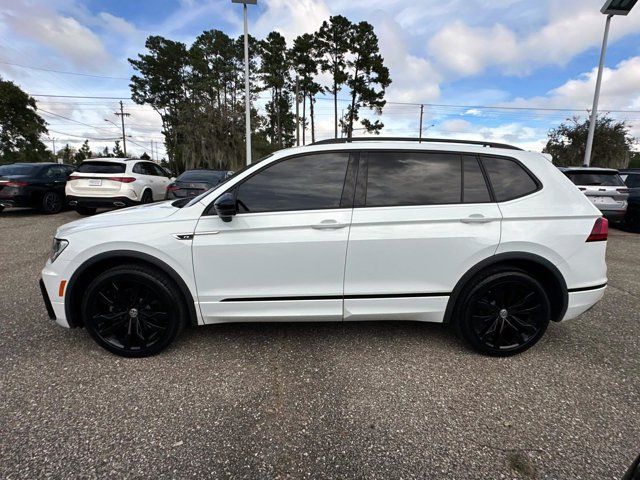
[1, 208, 638, 479]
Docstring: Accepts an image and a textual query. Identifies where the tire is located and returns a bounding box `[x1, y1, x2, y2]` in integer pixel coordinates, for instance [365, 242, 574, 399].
[454, 267, 551, 356]
[81, 264, 187, 357]
[0, 206, 4, 213]
[76, 206, 97, 216]
[40, 191, 64, 214]
[141, 189, 153, 204]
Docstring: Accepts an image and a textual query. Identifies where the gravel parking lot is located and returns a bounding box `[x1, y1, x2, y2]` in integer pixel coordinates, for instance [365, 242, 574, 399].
[1, 208, 638, 479]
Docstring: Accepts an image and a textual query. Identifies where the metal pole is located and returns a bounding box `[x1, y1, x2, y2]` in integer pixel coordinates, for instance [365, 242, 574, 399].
[295, 76, 300, 146]
[243, 3, 252, 165]
[418, 104, 424, 143]
[584, 14, 612, 167]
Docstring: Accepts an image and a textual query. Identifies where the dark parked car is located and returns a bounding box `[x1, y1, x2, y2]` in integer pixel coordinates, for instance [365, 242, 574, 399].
[0, 163, 75, 214]
[620, 168, 640, 229]
[165, 169, 230, 199]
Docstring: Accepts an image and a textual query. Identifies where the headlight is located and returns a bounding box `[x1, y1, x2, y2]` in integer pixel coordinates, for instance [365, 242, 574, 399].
[50, 238, 69, 263]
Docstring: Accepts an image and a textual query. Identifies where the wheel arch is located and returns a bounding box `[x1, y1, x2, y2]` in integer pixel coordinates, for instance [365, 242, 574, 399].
[443, 252, 568, 325]
[64, 250, 198, 328]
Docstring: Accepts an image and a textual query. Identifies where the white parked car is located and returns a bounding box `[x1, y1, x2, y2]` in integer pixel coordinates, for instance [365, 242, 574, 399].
[41, 139, 608, 358]
[66, 158, 173, 215]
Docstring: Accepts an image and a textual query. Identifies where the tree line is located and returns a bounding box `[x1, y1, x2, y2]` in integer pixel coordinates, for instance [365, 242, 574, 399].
[128, 15, 391, 172]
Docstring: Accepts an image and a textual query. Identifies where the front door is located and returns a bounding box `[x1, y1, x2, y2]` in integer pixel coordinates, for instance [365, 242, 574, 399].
[192, 152, 356, 324]
[343, 151, 502, 322]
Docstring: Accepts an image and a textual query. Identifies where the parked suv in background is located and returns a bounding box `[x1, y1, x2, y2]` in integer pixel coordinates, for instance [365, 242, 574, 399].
[560, 167, 628, 221]
[165, 169, 231, 199]
[66, 158, 172, 215]
[41, 139, 608, 358]
[0, 162, 74, 214]
[619, 168, 640, 228]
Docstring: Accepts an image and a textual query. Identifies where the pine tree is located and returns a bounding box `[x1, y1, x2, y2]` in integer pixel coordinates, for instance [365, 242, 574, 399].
[113, 140, 125, 158]
[290, 33, 323, 145]
[316, 16, 352, 139]
[343, 21, 391, 138]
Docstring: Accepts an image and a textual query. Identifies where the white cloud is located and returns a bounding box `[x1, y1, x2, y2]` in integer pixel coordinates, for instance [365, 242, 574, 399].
[4, 13, 112, 71]
[253, 0, 330, 43]
[428, 2, 640, 76]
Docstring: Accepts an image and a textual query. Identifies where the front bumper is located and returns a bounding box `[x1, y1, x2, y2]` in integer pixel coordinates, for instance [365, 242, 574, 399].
[41, 261, 72, 328]
[67, 195, 138, 209]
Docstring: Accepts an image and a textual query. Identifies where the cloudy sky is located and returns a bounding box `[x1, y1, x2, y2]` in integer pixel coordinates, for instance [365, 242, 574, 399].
[1, 0, 639, 157]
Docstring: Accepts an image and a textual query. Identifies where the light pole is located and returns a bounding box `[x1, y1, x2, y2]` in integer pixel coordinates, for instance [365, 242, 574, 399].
[583, 0, 637, 166]
[232, 0, 257, 165]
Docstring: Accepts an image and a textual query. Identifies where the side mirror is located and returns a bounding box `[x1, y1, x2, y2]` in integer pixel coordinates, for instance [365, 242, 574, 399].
[214, 192, 237, 222]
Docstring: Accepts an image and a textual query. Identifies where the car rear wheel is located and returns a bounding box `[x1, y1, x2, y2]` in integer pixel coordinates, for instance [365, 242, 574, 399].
[40, 191, 63, 214]
[81, 264, 186, 357]
[76, 206, 97, 216]
[455, 268, 551, 356]
[141, 189, 153, 204]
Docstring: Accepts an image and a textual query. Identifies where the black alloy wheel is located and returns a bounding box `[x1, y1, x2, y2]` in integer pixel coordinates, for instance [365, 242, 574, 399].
[82, 264, 186, 357]
[141, 190, 153, 204]
[456, 269, 551, 356]
[41, 191, 63, 214]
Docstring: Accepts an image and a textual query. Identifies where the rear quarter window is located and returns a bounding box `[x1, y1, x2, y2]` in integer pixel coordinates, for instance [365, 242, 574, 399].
[481, 156, 539, 202]
[76, 161, 126, 174]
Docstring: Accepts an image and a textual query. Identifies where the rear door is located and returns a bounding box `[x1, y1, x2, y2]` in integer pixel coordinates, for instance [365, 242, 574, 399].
[149, 163, 171, 199]
[343, 151, 501, 322]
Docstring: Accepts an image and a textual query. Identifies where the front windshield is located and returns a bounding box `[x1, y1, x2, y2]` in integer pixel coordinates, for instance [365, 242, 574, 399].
[179, 154, 273, 208]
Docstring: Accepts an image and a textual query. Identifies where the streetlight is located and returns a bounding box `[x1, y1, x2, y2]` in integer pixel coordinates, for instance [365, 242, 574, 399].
[583, 0, 638, 166]
[232, 0, 257, 165]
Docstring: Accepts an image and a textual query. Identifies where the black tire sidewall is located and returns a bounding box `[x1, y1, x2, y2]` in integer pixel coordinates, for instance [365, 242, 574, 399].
[141, 190, 152, 203]
[81, 265, 186, 357]
[455, 269, 551, 357]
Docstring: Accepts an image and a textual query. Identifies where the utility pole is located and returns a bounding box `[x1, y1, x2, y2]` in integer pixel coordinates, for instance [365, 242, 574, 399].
[114, 101, 131, 157]
[418, 104, 424, 143]
[150, 140, 154, 161]
[295, 76, 300, 146]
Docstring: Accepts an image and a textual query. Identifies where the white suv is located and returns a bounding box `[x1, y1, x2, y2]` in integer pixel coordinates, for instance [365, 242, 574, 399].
[66, 158, 172, 215]
[41, 139, 608, 358]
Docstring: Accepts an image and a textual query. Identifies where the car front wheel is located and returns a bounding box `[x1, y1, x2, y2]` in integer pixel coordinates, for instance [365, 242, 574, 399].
[455, 268, 551, 356]
[81, 264, 187, 357]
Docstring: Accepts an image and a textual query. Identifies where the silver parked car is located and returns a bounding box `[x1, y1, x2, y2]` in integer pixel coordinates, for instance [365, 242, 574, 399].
[561, 167, 629, 221]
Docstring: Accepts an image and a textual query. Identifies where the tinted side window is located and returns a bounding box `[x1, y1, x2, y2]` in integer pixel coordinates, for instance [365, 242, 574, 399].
[133, 162, 152, 175]
[481, 156, 538, 202]
[235, 153, 350, 213]
[365, 152, 461, 207]
[463, 156, 491, 203]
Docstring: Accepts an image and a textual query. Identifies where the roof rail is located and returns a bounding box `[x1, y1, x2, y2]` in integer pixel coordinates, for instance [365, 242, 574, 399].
[311, 137, 523, 151]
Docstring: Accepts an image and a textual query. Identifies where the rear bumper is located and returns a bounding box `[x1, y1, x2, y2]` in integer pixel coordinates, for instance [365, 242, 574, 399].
[0, 194, 32, 208]
[560, 284, 607, 321]
[67, 195, 138, 208]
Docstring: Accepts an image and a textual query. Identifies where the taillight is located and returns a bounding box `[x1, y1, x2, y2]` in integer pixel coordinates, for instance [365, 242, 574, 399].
[617, 188, 629, 194]
[6, 181, 28, 187]
[68, 175, 80, 181]
[586, 217, 608, 242]
[167, 184, 178, 191]
[111, 177, 136, 183]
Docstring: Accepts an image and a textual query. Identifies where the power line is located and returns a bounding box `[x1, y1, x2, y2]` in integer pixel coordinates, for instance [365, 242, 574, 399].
[39, 108, 121, 134]
[0, 60, 130, 80]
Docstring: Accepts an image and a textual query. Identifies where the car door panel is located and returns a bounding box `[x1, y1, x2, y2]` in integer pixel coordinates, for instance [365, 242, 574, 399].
[343, 151, 502, 322]
[192, 209, 352, 323]
[191, 151, 355, 324]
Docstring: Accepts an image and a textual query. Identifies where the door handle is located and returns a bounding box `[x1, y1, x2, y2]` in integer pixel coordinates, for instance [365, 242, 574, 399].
[311, 220, 348, 230]
[460, 214, 492, 224]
